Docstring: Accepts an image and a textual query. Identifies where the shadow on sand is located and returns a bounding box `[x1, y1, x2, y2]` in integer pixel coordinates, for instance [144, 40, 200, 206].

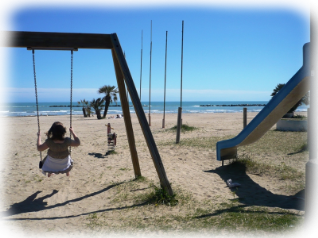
[204, 161, 304, 211]
[2, 179, 153, 221]
[88, 152, 107, 159]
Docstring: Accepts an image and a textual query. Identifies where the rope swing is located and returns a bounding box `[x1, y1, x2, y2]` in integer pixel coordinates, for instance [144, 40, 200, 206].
[32, 49, 74, 167]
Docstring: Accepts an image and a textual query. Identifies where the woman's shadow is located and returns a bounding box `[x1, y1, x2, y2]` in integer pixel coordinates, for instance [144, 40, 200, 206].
[205, 161, 304, 211]
[2, 190, 58, 217]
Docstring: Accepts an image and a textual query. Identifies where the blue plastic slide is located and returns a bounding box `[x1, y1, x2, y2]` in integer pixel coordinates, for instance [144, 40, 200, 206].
[216, 43, 310, 162]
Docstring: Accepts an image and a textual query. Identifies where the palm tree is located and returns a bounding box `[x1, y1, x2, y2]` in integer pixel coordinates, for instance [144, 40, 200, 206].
[271, 83, 309, 116]
[90, 98, 105, 119]
[98, 85, 119, 118]
[85, 103, 92, 117]
[78, 99, 88, 117]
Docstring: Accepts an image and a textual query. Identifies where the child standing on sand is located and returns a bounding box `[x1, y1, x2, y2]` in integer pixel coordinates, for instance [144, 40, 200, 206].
[37, 121, 80, 177]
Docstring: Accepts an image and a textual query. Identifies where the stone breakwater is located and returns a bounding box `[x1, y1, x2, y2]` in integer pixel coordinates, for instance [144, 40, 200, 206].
[50, 105, 123, 107]
[199, 104, 266, 107]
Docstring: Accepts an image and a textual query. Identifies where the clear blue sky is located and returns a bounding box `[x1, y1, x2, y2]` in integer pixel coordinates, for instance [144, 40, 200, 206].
[4, 2, 310, 103]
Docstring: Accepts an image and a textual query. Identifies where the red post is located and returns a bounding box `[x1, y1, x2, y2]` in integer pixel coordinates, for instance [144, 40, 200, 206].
[107, 123, 111, 134]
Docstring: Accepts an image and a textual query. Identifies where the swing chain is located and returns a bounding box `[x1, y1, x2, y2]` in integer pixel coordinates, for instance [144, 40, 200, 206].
[32, 49, 74, 158]
[32, 49, 42, 161]
[69, 50, 73, 154]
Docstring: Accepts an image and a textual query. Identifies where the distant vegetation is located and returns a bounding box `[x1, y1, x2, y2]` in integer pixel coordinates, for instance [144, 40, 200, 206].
[77, 85, 118, 120]
[271, 83, 309, 115]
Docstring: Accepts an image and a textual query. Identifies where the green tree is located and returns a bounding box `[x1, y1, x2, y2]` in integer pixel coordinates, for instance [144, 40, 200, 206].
[98, 85, 119, 118]
[90, 98, 105, 120]
[77, 99, 90, 117]
[271, 83, 309, 114]
[86, 103, 92, 117]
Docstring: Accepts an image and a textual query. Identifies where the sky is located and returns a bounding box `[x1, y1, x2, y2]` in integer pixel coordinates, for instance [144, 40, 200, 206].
[0, 1, 311, 103]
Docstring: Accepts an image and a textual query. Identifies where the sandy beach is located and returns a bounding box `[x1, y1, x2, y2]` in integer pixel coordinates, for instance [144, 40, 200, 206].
[0, 111, 308, 237]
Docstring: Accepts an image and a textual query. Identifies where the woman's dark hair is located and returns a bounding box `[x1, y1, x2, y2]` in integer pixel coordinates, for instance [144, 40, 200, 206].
[47, 122, 66, 140]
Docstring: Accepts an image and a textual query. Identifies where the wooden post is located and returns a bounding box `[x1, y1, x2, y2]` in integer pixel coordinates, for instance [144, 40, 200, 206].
[110, 33, 173, 196]
[176, 107, 182, 143]
[111, 48, 141, 178]
[305, 159, 318, 238]
[243, 107, 247, 128]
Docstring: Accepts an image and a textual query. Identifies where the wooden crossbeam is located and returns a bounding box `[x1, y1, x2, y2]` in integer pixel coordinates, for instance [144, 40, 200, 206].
[6, 31, 113, 49]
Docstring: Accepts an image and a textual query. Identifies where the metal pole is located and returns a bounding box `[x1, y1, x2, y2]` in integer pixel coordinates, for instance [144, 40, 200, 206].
[180, 20, 184, 108]
[176, 20, 184, 143]
[163, 31, 168, 129]
[140, 30, 143, 101]
[149, 20, 152, 126]
[124, 51, 129, 105]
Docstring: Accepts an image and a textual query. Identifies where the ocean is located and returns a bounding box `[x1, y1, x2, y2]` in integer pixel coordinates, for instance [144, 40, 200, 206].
[0, 101, 308, 117]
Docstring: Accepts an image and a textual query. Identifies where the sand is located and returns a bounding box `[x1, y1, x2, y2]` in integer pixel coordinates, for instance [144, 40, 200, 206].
[0, 111, 308, 237]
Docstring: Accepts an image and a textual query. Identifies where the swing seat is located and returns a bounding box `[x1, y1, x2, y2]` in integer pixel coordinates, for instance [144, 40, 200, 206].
[41, 155, 73, 175]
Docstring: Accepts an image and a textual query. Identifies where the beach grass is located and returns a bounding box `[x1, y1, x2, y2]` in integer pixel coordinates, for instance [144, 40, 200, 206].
[158, 135, 234, 148]
[230, 158, 304, 181]
[86, 176, 303, 233]
[85, 129, 307, 232]
[167, 124, 198, 133]
[159, 130, 307, 154]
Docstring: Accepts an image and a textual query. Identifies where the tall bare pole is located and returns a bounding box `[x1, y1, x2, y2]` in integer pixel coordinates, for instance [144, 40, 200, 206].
[162, 31, 168, 128]
[180, 20, 184, 108]
[176, 20, 184, 143]
[124, 51, 129, 105]
[140, 30, 143, 100]
[149, 20, 152, 126]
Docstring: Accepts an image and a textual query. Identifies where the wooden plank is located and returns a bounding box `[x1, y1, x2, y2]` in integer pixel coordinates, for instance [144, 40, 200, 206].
[110, 33, 173, 196]
[111, 48, 141, 178]
[176, 107, 182, 143]
[243, 107, 247, 128]
[6, 31, 113, 49]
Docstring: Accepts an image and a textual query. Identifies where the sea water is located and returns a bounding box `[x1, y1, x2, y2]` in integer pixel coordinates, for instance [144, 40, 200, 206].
[0, 101, 308, 117]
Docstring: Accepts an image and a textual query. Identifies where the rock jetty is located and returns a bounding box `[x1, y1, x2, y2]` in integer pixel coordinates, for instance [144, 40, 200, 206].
[199, 104, 266, 107]
[49, 104, 131, 107]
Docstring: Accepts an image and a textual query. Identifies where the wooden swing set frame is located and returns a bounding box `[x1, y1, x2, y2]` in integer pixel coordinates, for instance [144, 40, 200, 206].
[6, 31, 173, 196]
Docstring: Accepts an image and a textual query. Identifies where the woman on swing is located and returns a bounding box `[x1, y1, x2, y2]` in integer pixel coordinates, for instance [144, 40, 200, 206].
[37, 122, 80, 177]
